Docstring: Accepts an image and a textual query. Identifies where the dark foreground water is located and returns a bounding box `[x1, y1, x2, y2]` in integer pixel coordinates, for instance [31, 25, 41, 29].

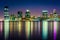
[0, 31, 60, 40]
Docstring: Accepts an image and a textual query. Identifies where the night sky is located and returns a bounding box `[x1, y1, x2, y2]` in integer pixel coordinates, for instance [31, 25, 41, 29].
[0, 0, 60, 18]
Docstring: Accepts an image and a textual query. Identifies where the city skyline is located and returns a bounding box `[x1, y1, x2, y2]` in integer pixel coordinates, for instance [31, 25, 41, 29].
[0, 6, 59, 40]
[0, 7, 60, 21]
[0, 0, 60, 40]
[0, 0, 60, 18]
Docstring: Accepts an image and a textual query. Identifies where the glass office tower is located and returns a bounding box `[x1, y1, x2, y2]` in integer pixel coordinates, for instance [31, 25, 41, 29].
[25, 10, 31, 39]
[42, 10, 48, 18]
[42, 10, 48, 40]
[25, 10, 30, 18]
[4, 6, 10, 40]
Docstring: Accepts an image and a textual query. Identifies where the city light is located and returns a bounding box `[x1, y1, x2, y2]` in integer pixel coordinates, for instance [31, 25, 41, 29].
[0, 19, 3, 32]
[0, 6, 60, 40]
[4, 21, 9, 40]
[26, 9, 30, 12]
[54, 21, 58, 40]
[42, 20, 48, 40]
[38, 21, 40, 35]
[35, 21, 38, 34]
[9, 21, 13, 33]
[31, 21, 33, 35]
[25, 21, 31, 39]
[0, 21, 2, 32]
[18, 21, 22, 35]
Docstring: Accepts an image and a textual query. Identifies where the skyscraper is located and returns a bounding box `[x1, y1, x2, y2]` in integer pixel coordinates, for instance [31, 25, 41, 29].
[25, 10, 31, 18]
[25, 10, 31, 39]
[42, 10, 48, 19]
[18, 11, 22, 18]
[42, 10, 48, 40]
[4, 6, 9, 20]
[4, 6, 10, 40]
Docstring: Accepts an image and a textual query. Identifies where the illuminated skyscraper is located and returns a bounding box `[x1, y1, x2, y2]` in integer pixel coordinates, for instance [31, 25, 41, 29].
[4, 6, 9, 20]
[42, 10, 48, 40]
[42, 10, 48, 18]
[25, 10, 30, 18]
[25, 10, 31, 39]
[4, 6, 10, 40]
[18, 11, 22, 18]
